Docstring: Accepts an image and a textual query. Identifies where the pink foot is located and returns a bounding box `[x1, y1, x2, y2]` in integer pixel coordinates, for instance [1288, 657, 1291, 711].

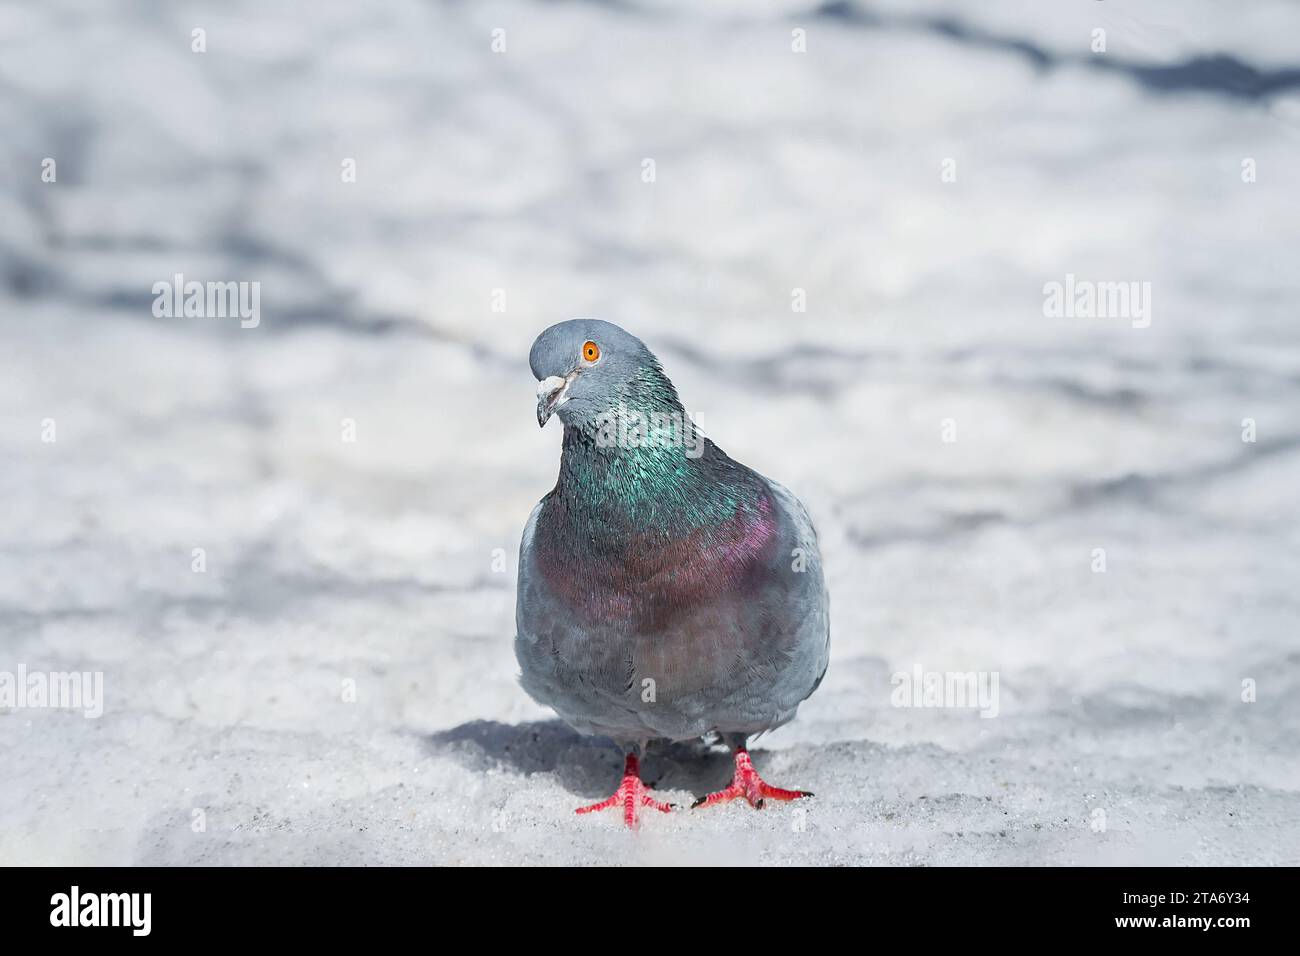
[691, 748, 813, 810]
[575, 754, 673, 828]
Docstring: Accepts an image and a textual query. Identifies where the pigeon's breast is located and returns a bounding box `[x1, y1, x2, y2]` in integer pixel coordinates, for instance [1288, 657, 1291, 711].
[531, 487, 780, 632]
[516, 471, 828, 743]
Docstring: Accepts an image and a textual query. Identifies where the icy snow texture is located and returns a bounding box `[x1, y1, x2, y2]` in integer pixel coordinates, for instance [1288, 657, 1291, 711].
[2, 0, 1299, 865]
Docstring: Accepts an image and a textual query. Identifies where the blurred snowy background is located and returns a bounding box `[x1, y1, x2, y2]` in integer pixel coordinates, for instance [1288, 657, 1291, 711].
[2, 0, 1299, 865]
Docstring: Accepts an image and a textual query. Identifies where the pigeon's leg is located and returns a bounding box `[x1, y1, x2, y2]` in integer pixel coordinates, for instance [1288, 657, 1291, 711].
[691, 742, 813, 810]
[574, 752, 673, 828]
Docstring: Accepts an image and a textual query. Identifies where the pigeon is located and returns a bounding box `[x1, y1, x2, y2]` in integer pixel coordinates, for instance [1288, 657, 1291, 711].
[515, 319, 830, 827]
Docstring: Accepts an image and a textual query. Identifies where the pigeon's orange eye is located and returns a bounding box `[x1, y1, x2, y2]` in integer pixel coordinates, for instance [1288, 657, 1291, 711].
[581, 340, 600, 363]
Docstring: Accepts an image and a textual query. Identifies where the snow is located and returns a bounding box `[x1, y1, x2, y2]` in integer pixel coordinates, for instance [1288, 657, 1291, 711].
[1, 0, 1298, 865]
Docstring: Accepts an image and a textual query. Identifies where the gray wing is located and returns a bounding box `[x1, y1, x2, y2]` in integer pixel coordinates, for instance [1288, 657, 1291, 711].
[636, 471, 830, 739]
[731, 474, 831, 732]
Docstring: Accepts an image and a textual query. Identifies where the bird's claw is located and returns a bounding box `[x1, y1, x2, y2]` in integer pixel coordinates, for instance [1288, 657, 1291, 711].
[575, 754, 672, 828]
[692, 749, 813, 810]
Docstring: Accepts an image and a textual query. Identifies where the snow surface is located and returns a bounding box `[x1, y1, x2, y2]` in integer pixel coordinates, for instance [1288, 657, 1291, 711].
[2, 0, 1299, 865]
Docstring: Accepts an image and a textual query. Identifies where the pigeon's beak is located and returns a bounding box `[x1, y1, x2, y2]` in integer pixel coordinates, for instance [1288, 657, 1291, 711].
[536, 375, 571, 427]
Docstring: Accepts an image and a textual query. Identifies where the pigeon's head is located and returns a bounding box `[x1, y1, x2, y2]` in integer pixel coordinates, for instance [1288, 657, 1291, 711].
[530, 319, 679, 428]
